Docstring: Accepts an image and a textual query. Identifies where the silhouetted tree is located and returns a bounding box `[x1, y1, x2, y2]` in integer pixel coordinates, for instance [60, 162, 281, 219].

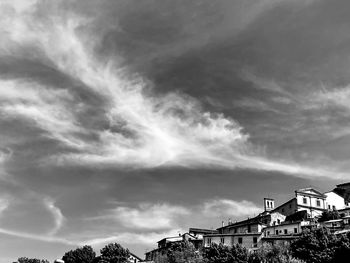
[204, 243, 248, 263]
[62, 245, 96, 263]
[99, 243, 130, 263]
[17, 257, 49, 263]
[167, 241, 202, 263]
[318, 210, 340, 222]
[290, 228, 337, 263]
[249, 244, 304, 263]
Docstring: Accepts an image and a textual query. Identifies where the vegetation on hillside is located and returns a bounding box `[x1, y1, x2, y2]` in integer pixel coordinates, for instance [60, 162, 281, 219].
[14, 227, 350, 263]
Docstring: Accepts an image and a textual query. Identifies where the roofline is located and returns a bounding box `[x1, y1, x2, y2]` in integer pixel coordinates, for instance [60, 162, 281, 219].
[262, 235, 300, 240]
[263, 221, 302, 228]
[157, 236, 183, 243]
[324, 191, 344, 198]
[216, 218, 264, 230]
[189, 228, 218, 233]
[295, 189, 326, 198]
[337, 182, 350, 187]
[271, 198, 296, 212]
[130, 252, 144, 261]
[204, 232, 262, 237]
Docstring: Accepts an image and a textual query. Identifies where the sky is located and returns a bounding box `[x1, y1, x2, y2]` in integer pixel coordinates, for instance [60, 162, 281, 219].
[0, 0, 350, 261]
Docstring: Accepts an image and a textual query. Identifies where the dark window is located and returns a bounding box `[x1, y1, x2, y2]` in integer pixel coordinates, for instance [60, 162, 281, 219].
[277, 219, 281, 224]
[328, 205, 331, 209]
[247, 225, 251, 233]
[267, 231, 270, 236]
[253, 237, 258, 247]
[284, 229, 288, 234]
[303, 197, 307, 204]
[275, 230, 279, 235]
[289, 204, 292, 209]
[282, 208, 285, 213]
[238, 237, 243, 244]
[316, 200, 321, 206]
[294, 228, 298, 233]
[220, 237, 224, 244]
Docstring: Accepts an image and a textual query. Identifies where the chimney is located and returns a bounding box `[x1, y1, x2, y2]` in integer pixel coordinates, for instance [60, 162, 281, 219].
[228, 218, 232, 225]
[264, 198, 275, 212]
[222, 221, 225, 227]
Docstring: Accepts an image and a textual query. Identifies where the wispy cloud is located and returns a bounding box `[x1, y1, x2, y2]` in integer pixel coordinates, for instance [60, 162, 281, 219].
[203, 199, 261, 218]
[0, 227, 76, 245]
[44, 198, 65, 236]
[0, 0, 346, 182]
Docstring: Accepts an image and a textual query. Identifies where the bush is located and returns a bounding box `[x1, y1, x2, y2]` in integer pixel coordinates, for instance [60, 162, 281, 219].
[62, 245, 96, 263]
[204, 243, 248, 263]
[290, 227, 350, 263]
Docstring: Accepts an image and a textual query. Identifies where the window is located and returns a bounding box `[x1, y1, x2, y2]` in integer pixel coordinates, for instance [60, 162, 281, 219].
[253, 237, 258, 247]
[267, 231, 270, 236]
[208, 238, 212, 245]
[328, 205, 331, 209]
[275, 230, 279, 235]
[277, 219, 281, 224]
[282, 208, 285, 213]
[316, 200, 321, 207]
[247, 225, 251, 233]
[238, 237, 243, 244]
[294, 228, 298, 234]
[284, 229, 288, 234]
[289, 204, 292, 209]
[234, 228, 237, 233]
[303, 197, 307, 204]
[220, 237, 225, 244]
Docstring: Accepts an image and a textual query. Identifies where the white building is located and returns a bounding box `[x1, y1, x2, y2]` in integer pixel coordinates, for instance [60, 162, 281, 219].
[325, 191, 350, 211]
[203, 232, 262, 250]
[273, 188, 327, 218]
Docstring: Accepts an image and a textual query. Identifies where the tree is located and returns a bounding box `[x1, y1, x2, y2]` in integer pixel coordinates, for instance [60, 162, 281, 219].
[166, 241, 202, 263]
[318, 210, 340, 222]
[203, 243, 248, 263]
[99, 243, 130, 263]
[17, 257, 49, 263]
[248, 244, 305, 263]
[62, 245, 96, 263]
[290, 228, 337, 263]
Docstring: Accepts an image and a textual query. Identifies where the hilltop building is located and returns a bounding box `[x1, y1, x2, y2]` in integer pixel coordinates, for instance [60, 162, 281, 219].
[145, 184, 350, 259]
[272, 188, 327, 218]
[203, 187, 335, 251]
[145, 228, 216, 261]
[128, 252, 144, 263]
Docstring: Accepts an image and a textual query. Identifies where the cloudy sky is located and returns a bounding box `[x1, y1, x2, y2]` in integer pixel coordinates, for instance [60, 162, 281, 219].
[0, 0, 350, 261]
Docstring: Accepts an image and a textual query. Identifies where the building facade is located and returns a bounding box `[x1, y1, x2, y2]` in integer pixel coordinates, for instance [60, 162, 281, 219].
[273, 188, 327, 218]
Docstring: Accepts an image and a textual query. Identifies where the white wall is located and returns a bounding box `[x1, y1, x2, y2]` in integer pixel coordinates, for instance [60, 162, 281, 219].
[263, 222, 301, 237]
[203, 234, 262, 250]
[325, 192, 348, 210]
[296, 194, 325, 209]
